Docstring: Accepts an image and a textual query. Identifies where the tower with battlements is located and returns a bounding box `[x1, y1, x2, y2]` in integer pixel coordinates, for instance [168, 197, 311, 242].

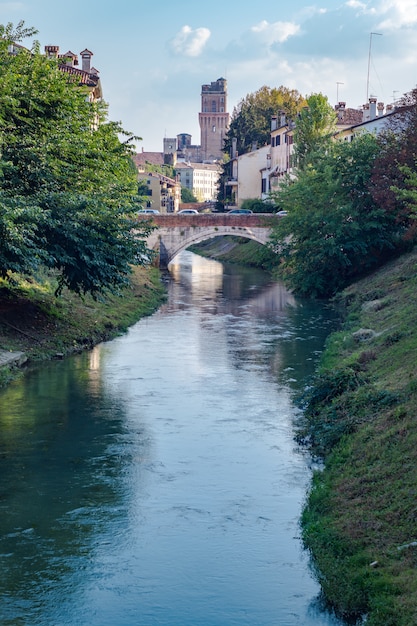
[198, 78, 230, 162]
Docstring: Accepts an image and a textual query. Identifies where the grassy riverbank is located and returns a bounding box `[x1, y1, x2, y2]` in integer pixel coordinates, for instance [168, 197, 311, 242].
[0, 265, 166, 388]
[300, 247, 417, 626]
[189, 236, 277, 269]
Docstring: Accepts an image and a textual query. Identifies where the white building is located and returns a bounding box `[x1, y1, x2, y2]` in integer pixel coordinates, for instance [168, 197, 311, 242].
[175, 161, 221, 202]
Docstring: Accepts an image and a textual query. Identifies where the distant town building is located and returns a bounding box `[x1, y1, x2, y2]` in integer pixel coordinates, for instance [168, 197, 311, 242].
[136, 169, 181, 213]
[334, 96, 397, 141]
[176, 133, 202, 163]
[175, 161, 222, 202]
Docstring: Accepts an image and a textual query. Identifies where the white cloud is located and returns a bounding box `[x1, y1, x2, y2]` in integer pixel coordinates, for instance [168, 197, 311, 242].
[250, 20, 300, 45]
[345, 0, 367, 8]
[171, 25, 210, 57]
[345, 0, 377, 15]
[376, 0, 417, 29]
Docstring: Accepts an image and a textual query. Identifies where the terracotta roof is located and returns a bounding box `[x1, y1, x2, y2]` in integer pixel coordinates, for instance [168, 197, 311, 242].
[336, 107, 363, 125]
[132, 152, 165, 167]
[58, 63, 100, 87]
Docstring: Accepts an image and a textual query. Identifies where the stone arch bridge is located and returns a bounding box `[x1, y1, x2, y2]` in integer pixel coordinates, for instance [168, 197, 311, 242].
[136, 213, 278, 268]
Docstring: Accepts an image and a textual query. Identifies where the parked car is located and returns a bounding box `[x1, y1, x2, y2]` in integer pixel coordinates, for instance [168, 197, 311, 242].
[178, 209, 199, 214]
[138, 208, 160, 214]
[276, 210, 288, 216]
[227, 208, 253, 214]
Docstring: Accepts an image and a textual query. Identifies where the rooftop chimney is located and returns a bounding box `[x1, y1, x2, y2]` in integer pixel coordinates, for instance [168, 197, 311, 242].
[271, 116, 277, 131]
[336, 102, 346, 122]
[45, 45, 59, 58]
[369, 96, 377, 120]
[80, 48, 93, 73]
[377, 102, 384, 116]
[60, 50, 78, 67]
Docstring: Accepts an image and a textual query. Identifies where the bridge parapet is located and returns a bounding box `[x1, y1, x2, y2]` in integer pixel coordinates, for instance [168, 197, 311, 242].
[135, 213, 277, 268]
[136, 213, 277, 228]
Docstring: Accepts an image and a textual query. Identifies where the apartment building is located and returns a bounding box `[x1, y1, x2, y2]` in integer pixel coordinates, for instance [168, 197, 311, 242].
[175, 161, 221, 202]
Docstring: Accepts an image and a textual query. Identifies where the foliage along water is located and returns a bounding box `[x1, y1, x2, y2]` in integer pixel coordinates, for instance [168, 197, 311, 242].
[0, 251, 345, 625]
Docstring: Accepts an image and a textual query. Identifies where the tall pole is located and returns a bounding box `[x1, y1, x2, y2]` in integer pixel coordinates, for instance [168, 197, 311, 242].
[366, 32, 382, 102]
[336, 82, 344, 103]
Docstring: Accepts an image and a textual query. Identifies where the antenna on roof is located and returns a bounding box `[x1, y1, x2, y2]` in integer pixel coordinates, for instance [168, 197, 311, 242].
[366, 32, 382, 102]
[336, 82, 344, 102]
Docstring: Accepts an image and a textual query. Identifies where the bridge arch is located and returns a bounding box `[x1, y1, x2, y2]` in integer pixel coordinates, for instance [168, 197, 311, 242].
[137, 213, 277, 268]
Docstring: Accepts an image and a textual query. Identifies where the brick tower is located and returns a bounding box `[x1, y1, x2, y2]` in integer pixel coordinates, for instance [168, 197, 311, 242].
[199, 78, 230, 162]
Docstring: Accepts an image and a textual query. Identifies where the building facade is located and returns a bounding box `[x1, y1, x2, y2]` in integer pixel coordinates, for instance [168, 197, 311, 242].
[175, 162, 221, 202]
[137, 169, 181, 213]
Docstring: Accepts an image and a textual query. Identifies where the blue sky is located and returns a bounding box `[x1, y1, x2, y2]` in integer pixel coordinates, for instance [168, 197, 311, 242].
[1, 0, 417, 152]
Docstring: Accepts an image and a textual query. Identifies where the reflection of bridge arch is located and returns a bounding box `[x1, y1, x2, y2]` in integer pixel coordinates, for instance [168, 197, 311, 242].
[136, 214, 277, 268]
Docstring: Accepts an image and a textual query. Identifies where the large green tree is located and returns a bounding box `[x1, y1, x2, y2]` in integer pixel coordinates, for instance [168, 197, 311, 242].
[224, 85, 306, 156]
[370, 87, 417, 237]
[0, 22, 151, 296]
[216, 85, 306, 209]
[293, 93, 337, 169]
[269, 133, 405, 297]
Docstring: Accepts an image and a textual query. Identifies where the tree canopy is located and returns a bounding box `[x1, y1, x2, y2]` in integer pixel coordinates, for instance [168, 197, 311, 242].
[216, 85, 306, 209]
[269, 133, 407, 297]
[224, 85, 306, 156]
[0, 22, 151, 297]
[293, 93, 337, 169]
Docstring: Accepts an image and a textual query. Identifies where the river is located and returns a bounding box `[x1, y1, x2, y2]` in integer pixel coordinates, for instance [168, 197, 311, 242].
[0, 251, 345, 625]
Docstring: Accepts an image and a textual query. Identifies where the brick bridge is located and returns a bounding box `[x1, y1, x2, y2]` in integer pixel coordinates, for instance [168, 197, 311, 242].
[136, 213, 278, 268]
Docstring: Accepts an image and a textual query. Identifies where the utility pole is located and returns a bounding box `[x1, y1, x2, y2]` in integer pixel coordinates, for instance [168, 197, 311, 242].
[366, 32, 382, 102]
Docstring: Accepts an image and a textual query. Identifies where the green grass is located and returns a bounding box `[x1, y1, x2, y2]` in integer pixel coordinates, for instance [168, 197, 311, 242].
[189, 236, 278, 269]
[300, 247, 417, 625]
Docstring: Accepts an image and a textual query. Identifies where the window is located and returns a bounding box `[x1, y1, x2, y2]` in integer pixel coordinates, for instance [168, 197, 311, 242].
[276, 135, 281, 146]
[211, 100, 216, 112]
[261, 178, 267, 193]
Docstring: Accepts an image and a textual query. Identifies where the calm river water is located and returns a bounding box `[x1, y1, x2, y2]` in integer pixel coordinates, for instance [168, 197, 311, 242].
[0, 251, 345, 626]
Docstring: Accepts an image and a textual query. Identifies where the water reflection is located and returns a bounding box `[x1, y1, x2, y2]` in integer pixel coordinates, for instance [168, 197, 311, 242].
[0, 359, 139, 624]
[0, 251, 343, 625]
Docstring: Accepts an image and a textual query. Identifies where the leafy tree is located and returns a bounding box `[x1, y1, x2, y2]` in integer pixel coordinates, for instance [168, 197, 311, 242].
[269, 133, 404, 297]
[392, 162, 417, 218]
[216, 85, 306, 210]
[224, 85, 306, 156]
[241, 198, 274, 213]
[0, 22, 151, 297]
[370, 86, 417, 238]
[0, 195, 44, 279]
[181, 187, 197, 203]
[293, 93, 337, 169]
